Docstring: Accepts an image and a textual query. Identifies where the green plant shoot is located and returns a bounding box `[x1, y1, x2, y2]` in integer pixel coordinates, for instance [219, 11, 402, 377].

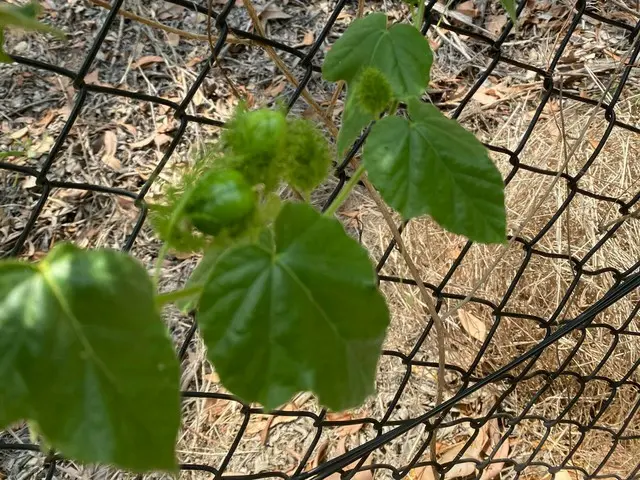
[0, 4, 506, 475]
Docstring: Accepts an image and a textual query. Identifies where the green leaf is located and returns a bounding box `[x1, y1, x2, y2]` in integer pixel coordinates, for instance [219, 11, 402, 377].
[363, 98, 506, 244]
[176, 246, 223, 313]
[322, 13, 432, 99]
[0, 2, 64, 36]
[337, 84, 375, 155]
[0, 244, 180, 473]
[0, 28, 12, 63]
[500, 0, 517, 24]
[198, 202, 389, 411]
[0, 150, 25, 158]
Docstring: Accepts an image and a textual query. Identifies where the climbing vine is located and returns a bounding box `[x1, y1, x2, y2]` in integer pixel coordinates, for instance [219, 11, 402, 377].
[0, 1, 513, 474]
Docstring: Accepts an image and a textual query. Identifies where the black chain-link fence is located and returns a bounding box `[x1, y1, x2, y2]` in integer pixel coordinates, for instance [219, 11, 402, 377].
[2, 0, 640, 479]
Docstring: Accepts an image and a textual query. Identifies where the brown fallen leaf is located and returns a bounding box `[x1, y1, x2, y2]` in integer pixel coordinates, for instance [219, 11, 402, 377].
[438, 441, 482, 480]
[22, 176, 37, 189]
[154, 133, 172, 147]
[85, 69, 101, 85]
[10, 126, 29, 140]
[444, 450, 480, 479]
[33, 109, 58, 134]
[471, 423, 491, 454]
[117, 122, 137, 136]
[204, 397, 228, 423]
[456, 0, 478, 17]
[309, 439, 330, 469]
[409, 465, 436, 480]
[130, 133, 171, 149]
[131, 55, 164, 69]
[259, 402, 299, 444]
[336, 422, 365, 437]
[266, 80, 286, 98]
[472, 87, 502, 107]
[186, 56, 203, 68]
[486, 14, 507, 36]
[326, 454, 373, 480]
[300, 31, 314, 46]
[550, 471, 578, 480]
[129, 135, 155, 150]
[28, 135, 54, 157]
[479, 438, 509, 480]
[259, 4, 292, 25]
[102, 130, 120, 170]
[458, 310, 487, 342]
[166, 32, 180, 46]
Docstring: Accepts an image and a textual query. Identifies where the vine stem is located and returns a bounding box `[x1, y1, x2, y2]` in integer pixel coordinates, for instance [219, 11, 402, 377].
[324, 164, 366, 217]
[414, 1, 426, 30]
[240, 3, 447, 472]
[362, 176, 445, 479]
[153, 243, 170, 286]
[155, 284, 204, 308]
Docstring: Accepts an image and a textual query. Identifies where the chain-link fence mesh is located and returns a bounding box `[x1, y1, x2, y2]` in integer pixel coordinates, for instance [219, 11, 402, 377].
[2, 0, 640, 479]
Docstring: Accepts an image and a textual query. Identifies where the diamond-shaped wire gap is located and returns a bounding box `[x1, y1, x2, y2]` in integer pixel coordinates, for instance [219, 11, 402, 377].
[205, 400, 320, 478]
[0, 66, 72, 172]
[450, 303, 547, 381]
[585, 383, 640, 478]
[79, 0, 246, 98]
[502, 392, 581, 475]
[0, 433, 48, 479]
[556, 387, 620, 476]
[179, 0, 346, 122]
[5, 80, 199, 253]
[0, 164, 143, 256]
[399, 348, 550, 478]
[496, 253, 579, 321]
[0, 166, 44, 258]
[178, 391, 248, 478]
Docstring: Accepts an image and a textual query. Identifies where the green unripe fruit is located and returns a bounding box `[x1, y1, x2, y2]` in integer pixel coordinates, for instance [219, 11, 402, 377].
[222, 106, 288, 190]
[356, 67, 394, 116]
[283, 118, 333, 195]
[185, 169, 256, 236]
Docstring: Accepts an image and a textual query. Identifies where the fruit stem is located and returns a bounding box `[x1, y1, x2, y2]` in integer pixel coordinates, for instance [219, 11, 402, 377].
[324, 163, 366, 217]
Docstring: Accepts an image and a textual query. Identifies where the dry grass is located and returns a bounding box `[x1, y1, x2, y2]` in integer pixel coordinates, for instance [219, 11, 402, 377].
[2, 0, 640, 479]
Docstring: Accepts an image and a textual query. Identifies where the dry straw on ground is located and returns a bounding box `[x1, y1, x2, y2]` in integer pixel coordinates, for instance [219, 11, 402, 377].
[1, 0, 640, 479]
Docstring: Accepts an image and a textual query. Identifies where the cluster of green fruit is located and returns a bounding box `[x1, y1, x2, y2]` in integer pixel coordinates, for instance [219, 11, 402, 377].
[153, 106, 333, 248]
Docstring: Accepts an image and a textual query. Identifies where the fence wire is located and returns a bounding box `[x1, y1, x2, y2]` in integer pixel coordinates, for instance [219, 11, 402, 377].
[2, 0, 640, 479]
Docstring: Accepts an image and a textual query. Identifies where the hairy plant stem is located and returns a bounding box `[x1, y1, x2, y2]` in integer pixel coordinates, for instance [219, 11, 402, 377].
[323, 164, 366, 217]
[414, 1, 426, 30]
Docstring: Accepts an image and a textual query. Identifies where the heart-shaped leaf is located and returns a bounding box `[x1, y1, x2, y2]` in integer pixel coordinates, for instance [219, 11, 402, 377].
[198, 202, 390, 411]
[363, 98, 506, 244]
[500, 0, 517, 24]
[322, 13, 432, 99]
[0, 244, 180, 473]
